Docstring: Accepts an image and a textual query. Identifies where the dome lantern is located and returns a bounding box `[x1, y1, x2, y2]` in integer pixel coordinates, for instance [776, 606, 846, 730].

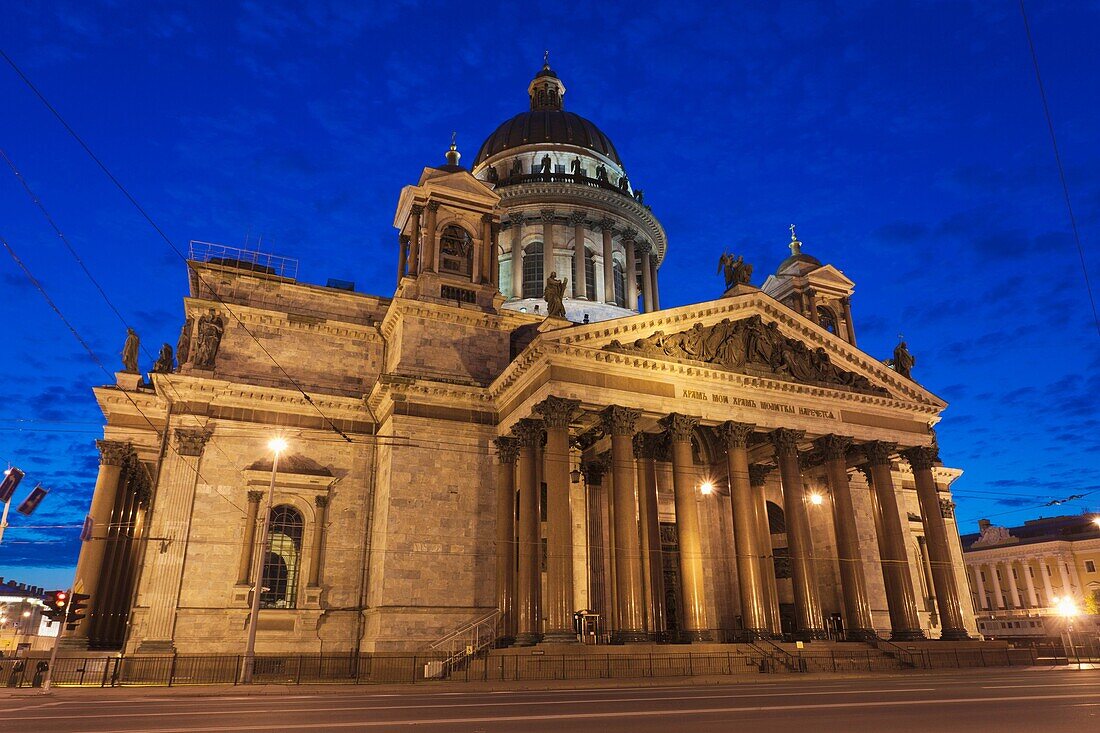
[528, 52, 566, 111]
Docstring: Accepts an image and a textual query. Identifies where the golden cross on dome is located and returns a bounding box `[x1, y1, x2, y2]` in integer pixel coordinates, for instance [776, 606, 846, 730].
[450, 131, 457, 149]
[544, 49, 550, 66]
[789, 223, 797, 240]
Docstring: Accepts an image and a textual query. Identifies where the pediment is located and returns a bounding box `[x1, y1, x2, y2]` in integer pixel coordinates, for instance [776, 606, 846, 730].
[806, 264, 854, 291]
[607, 315, 888, 396]
[534, 293, 944, 407]
[418, 168, 501, 203]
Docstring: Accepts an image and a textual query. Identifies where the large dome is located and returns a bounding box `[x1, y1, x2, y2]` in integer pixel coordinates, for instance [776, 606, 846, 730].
[473, 110, 623, 167]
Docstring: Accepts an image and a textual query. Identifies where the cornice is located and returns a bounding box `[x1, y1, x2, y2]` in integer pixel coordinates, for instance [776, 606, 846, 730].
[378, 296, 531, 342]
[184, 297, 382, 342]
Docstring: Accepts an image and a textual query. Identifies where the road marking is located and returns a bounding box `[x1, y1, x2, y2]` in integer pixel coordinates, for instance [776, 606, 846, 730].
[74, 691, 1100, 732]
[4, 687, 939, 721]
[981, 677, 1100, 686]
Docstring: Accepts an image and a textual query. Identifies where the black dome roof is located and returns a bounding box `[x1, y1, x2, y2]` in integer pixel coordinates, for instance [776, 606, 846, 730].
[473, 109, 623, 167]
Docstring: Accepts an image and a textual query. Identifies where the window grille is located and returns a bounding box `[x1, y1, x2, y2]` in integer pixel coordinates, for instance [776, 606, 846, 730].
[261, 505, 304, 609]
[523, 242, 544, 298]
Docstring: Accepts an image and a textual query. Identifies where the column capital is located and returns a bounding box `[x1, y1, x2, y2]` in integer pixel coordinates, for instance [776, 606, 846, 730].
[660, 413, 698, 443]
[855, 465, 874, 486]
[632, 432, 661, 460]
[635, 240, 653, 255]
[410, 203, 424, 216]
[481, 212, 494, 224]
[769, 428, 805, 458]
[621, 227, 637, 242]
[863, 441, 897, 467]
[814, 434, 852, 461]
[900, 445, 937, 471]
[314, 494, 329, 508]
[96, 439, 131, 466]
[598, 218, 616, 232]
[533, 396, 581, 429]
[748, 463, 773, 486]
[247, 490, 265, 504]
[600, 405, 640, 437]
[507, 211, 526, 225]
[582, 452, 612, 484]
[426, 201, 442, 212]
[569, 211, 587, 226]
[718, 421, 755, 449]
[512, 418, 545, 447]
[540, 208, 557, 222]
[493, 436, 521, 465]
[939, 498, 956, 518]
[173, 427, 212, 457]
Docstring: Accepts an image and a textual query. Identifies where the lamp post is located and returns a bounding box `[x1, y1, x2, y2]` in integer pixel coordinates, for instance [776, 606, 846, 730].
[240, 437, 287, 684]
[1054, 595, 1081, 667]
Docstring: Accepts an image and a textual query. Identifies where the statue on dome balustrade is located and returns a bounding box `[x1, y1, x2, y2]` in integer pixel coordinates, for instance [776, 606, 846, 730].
[570, 157, 582, 175]
[510, 158, 523, 177]
[121, 328, 140, 373]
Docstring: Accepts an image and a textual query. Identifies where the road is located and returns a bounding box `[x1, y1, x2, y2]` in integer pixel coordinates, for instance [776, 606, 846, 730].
[4, 668, 1099, 732]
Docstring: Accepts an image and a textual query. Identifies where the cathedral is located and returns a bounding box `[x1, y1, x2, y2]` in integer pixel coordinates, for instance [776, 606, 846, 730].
[69, 62, 978, 656]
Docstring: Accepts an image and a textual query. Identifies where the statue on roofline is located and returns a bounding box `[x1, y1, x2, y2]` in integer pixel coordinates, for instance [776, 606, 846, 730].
[891, 340, 916, 379]
[717, 252, 753, 289]
[121, 328, 140, 373]
[544, 272, 568, 319]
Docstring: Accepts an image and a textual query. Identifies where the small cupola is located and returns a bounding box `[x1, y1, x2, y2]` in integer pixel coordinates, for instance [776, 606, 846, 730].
[528, 52, 566, 111]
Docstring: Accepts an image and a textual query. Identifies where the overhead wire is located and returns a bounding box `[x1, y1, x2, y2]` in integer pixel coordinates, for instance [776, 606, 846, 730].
[0, 47, 352, 442]
[1018, 0, 1099, 338]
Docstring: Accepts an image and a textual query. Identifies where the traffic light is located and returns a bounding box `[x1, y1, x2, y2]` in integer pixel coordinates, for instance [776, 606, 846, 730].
[42, 590, 68, 623]
[66, 592, 89, 630]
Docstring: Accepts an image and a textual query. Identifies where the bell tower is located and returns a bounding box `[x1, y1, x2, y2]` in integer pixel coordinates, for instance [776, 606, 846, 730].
[761, 226, 859, 345]
[394, 138, 504, 310]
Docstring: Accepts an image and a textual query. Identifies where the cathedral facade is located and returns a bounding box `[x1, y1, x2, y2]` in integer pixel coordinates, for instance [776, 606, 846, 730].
[69, 63, 978, 655]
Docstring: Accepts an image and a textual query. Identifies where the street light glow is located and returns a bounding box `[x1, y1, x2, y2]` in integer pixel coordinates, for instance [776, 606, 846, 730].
[268, 437, 288, 453]
[1092, 515, 1100, 530]
[1054, 596, 1080, 618]
[809, 492, 824, 505]
[699, 481, 714, 495]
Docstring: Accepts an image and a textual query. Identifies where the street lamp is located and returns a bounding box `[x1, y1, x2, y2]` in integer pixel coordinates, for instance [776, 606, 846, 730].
[1092, 515, 1100, 531]
[699, 481, 714, 496]
[808, 492, 824, 506]
[240, 436, 287, 684]
[1054, 595, 1081, 667]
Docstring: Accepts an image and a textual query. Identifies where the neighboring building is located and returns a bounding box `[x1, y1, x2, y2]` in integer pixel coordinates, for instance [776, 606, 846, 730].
[962, 515, 1100, 642]
[0, 578, 56, 655]
[68, 62, 978, 655]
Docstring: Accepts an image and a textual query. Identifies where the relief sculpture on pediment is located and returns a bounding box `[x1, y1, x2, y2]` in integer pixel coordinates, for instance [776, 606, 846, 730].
[606, 315, 889, 396]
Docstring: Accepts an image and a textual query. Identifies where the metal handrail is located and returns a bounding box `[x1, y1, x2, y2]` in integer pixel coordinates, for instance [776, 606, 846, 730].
[427, 609, 502, 653]
[872, 638, 919, 667]
[750, 638, 799, 672]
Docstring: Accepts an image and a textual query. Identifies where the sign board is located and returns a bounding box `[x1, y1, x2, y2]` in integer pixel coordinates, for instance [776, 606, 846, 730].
[0, 467, 24, 503]
[16, 484, 49, 516]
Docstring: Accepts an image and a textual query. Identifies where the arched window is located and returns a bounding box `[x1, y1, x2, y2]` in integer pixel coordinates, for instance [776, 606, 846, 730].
[612, 261, 625, 307]
[817, 305, 838, 334]
[438, 225, 473, 277]
[523, 242, 544, 298]
[583, 248, 596, 300]
[261, 505, 303, 609]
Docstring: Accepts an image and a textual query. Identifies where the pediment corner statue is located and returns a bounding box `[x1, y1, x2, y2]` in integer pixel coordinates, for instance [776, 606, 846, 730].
[971, 520, 1016, 548]
[717, 252, 753, 289]
[606, 315, 889, 396]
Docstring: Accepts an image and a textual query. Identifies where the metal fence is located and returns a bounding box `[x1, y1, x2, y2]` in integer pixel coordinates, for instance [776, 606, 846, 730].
[0, 645, 1065, 689]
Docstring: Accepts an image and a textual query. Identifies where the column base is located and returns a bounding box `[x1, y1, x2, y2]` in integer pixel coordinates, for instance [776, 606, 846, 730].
[611, 630, 650, 644]
[736, 629, 770, 641]
[541, 630, 579, 643]
[680, 630, 715, 643]
[495, 635, 516, 648]
[792, 629, 829, 642]
[939, 628, 972, 641]
[512, 632, 542, 647]
[890, 629, 927, 642]
[844, 629, 880, 643]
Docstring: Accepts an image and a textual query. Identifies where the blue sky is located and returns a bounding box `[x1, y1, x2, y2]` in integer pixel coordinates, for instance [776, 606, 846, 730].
[1, 1, 1098, 590]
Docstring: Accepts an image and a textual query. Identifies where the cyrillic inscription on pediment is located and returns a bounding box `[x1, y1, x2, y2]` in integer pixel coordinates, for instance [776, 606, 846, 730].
[605, 315, 889, 397]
